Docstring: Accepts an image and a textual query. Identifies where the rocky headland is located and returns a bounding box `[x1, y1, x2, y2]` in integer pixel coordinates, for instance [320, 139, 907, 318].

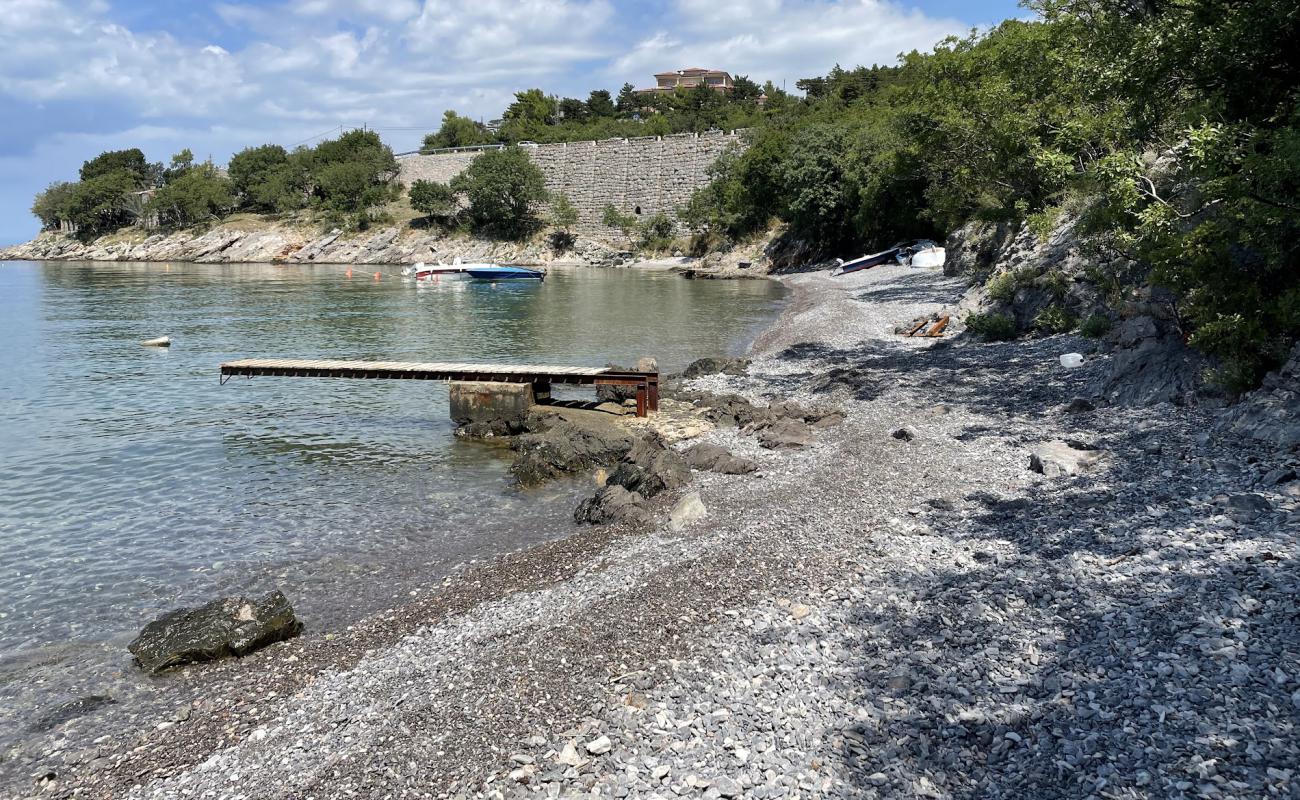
[5, 246, 1298, 799]
[0, 222, 632, 268]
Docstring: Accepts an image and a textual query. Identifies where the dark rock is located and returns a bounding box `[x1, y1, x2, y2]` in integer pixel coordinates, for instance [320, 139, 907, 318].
[891, 427, 917, 442]
[605, 433, 690, 498]
[679, 391, 772, 429]
[681, 357, 750, 379]
[1261, 467, 1297, 486]
[574, 486, 651, 527]
[1066, 397, 1095, 413]
[128, 590, 302, 673]
[758, 418, 813, 449]
[31, 695, 116, 732]
[511, 418, 634, 486]
[683, 442, 758, 475]
[1226, 493, 1272, 522]
[808, 367, 879, 399]
[1091, 317, 1210, 406]
[1227, 343, 1300, 451]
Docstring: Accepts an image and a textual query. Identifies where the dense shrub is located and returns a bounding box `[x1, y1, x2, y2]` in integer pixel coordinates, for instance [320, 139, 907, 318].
[966, 313, 1018, 341]
[408, 180, 457, 219]
[1079, 313, 1113, 338]
[147, 163, 235, 228]
[451, 147, 548, 239]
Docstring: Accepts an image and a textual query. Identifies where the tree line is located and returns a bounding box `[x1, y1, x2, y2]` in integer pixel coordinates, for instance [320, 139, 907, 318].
[31, 130, 400, 238]
[421, 76, 777, 151]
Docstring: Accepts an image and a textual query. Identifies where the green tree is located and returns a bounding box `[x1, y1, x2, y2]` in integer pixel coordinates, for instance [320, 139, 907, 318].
[730, 75, 763, 106]
[450, 146, 548, 238]
[504, 89, 557, 126]
[79, 148, 154, 187]
[228, 144, 295, 212]
[161, 149, 195, 185]
[309, 129, 399, 212]
[558, 97, 588, 123]
[422, 110, 494, 150]
[586, 89, 616, 118]
[147, 162, 235, 227]
[408, 179, 457, 219]
[64, 171, 140, 236]
[615, 83, 640, 116]
[31, 181, 78, 230]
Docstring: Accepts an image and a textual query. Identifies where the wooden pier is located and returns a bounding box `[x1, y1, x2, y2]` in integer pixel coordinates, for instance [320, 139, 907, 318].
[219, 359, 660, 416]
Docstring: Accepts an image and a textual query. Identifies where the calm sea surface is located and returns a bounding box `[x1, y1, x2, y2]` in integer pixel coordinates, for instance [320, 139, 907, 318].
[0, 261, 783, 660]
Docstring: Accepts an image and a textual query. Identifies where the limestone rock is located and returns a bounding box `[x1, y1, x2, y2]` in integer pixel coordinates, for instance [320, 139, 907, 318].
[758, 418, 813, 449]
[668, 492, 707, 532]
[683, 442, 757, 475]
[128, 590, 302, 673]
[1028, 441, 1104, 477]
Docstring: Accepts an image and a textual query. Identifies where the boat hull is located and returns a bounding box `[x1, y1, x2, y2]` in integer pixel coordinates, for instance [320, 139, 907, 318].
[465, 266, 545, 281]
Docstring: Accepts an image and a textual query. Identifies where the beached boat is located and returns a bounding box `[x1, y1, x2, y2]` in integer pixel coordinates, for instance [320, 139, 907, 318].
[831, 247, 902, 276]
[465, 265, 546, 281]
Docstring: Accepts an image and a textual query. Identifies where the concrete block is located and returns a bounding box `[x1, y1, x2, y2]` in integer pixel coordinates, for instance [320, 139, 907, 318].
[449, 381, 535, 432]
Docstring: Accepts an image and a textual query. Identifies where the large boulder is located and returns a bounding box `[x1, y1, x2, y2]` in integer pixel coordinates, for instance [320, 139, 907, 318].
[1090, 315, 1209, 406]
[1028, 441, 1104, 477]
[574, 485, 651, 527]
[758, 418, 813, 449]
[1227, 343, 1300, 451]
[683, 442, 757, 475]
[511, 417, 635, 486]
[606, 432, 690, 498]
[128, 590, 302, 673]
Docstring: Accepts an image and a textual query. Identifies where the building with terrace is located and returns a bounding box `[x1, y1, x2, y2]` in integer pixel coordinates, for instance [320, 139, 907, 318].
[638, 68, 735, 95]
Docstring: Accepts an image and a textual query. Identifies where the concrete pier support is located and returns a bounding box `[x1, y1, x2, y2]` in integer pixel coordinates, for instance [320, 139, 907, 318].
[449, 381, 536, 436]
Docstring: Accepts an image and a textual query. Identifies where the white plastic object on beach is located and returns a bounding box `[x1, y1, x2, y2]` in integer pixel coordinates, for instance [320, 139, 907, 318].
[1059, 352, 1083, 368]
[912, 247, 946, 269]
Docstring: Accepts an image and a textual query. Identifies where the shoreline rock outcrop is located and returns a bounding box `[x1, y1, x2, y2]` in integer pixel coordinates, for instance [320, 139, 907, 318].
[0, 225, 622, 267]
[127, 590, 302, 673]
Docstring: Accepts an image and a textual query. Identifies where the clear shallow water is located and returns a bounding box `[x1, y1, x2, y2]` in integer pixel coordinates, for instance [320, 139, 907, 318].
[0, 261, 783, 658]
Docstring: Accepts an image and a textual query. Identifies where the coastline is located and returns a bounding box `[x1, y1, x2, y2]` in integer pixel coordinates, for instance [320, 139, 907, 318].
[6, 264, 1299, 799]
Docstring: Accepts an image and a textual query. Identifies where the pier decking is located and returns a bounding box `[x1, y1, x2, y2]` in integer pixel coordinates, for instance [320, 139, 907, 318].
[219, 359, 660, 416]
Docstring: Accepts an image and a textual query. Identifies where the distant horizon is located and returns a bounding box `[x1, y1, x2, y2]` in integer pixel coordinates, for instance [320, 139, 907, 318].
[0, 0, 1024, 246]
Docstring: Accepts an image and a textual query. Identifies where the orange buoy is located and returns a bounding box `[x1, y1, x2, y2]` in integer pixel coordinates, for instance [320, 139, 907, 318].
[373, 271, 381, 280]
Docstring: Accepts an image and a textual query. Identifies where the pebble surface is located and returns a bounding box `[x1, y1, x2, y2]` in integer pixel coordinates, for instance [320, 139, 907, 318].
[9, 264, 1298, 800]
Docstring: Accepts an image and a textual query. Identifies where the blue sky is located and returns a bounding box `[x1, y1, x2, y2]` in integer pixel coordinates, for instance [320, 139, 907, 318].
[0, 0, 1025, 245]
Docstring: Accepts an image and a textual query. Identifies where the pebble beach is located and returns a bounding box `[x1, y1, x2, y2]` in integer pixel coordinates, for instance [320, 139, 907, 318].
[10, 263, 1299, 800]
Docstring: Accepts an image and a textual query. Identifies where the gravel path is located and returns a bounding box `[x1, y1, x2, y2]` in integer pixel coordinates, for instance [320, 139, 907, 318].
[16, 265, 1299, 800]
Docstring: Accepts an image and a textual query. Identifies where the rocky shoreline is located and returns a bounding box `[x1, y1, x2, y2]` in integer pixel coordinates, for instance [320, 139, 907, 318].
[0, 224, 631, 268]
[4, 263, 1299, 799]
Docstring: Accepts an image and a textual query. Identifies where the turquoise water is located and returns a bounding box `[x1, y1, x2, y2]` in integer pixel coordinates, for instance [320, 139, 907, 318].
[0, 261, 783, 658]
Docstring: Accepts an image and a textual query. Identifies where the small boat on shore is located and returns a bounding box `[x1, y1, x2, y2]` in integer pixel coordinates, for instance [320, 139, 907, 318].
[465, 265, 546, 281]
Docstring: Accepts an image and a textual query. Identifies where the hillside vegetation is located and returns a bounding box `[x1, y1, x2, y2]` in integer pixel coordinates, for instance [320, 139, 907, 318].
[681, 0, 1299, 391]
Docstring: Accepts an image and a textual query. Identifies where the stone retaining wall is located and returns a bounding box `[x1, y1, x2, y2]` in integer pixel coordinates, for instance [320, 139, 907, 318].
[396, 132, 744, 236]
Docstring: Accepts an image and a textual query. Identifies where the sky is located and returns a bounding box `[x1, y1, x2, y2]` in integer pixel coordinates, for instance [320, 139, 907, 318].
[0, 0, 1025, 246]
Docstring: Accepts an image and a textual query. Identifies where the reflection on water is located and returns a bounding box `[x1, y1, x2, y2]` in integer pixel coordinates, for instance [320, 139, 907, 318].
[0, 261, 783, 659]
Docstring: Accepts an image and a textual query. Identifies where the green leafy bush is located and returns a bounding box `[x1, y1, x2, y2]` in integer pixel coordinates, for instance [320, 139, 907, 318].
[408, 180, 457, 219]
[985, 271, 1019, 303]
[451, 147, 548, 239]
[1034, 305, 1078, 334]
[1079, 314, 1113, 338]
[147, 163, 235, 228]
[966, 312, 1018, 341]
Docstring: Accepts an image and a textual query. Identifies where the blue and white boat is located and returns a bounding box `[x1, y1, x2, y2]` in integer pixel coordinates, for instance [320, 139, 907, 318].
[464, 264, 546, 281]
